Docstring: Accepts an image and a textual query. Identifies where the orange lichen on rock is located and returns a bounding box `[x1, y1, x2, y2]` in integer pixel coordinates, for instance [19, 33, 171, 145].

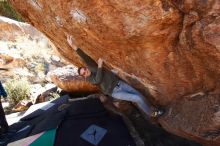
[49, 65, 99, 94]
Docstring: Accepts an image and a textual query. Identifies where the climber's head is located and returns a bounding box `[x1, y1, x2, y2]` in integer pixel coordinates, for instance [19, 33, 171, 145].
[78, 67, 91, 78]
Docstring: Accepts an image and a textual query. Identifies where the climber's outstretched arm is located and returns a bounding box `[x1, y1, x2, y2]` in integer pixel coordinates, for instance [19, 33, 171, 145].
[67, 35, 97, 71]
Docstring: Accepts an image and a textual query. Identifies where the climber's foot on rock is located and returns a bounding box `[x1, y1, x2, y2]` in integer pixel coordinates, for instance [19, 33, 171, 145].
[151, 108, 165, 118]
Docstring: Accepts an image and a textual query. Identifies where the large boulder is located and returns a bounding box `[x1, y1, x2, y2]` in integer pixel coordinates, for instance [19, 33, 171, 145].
[8, 0, 220, 145]
[49, 65, 99, 94]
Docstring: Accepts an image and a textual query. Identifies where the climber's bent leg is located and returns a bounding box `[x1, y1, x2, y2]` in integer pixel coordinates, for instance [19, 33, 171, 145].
[111, 81, 154, 117]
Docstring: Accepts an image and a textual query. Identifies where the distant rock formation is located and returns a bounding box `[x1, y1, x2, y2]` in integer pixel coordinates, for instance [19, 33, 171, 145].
[9, 0, 220, 145]
[0, 16, 68, 83]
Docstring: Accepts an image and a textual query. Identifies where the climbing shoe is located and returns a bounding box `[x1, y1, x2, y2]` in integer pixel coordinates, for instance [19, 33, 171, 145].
[151, 109, 164, 118]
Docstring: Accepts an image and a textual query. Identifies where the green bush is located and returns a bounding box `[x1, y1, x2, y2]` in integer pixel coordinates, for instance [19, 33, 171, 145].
[0, 0, 23, 21]
[5, 79, 30, 106]
[35, 63, 46, 74]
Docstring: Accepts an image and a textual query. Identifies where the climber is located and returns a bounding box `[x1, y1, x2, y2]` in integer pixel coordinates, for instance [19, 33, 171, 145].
[0, 81, 8, 134]
[67, 35, 164, 118]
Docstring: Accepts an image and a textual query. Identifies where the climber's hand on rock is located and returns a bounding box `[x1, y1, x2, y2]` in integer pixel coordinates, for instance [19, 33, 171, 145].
[67, 35, 77, 51]
[98, 58, 104, 68]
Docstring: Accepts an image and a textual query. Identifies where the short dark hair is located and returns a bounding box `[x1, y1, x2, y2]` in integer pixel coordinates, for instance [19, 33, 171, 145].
[77, 67, 85, 75]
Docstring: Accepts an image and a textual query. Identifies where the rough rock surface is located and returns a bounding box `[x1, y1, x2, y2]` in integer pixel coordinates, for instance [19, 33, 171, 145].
[0, 53, 25, 69]
[9, 0, 220, 145]
[0, 16, 40, 41]
[49, 65, 99, 94]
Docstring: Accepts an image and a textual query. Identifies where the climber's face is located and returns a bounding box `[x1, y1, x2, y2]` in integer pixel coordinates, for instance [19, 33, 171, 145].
[79, 67, 91, 78]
